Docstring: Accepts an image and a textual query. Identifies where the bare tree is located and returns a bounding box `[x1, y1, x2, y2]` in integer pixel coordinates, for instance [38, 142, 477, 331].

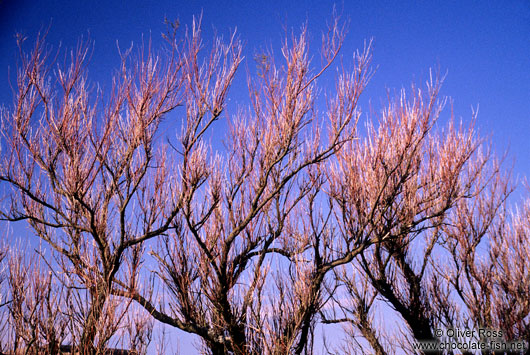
[323, 78, 519, 355]
[1, 13, 528, 355]
[108, 16, 378, 354]
[0, 21, 200, 352]
[490, 199, 530, 354]
[0, 246, 69, 353]
[0, 242, 155, 354]
[440, 169, 530, 355]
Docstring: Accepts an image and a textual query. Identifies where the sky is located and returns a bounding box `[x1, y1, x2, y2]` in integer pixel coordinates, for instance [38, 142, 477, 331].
[1, 0, 530, 353]
[1, 0, 529, 178]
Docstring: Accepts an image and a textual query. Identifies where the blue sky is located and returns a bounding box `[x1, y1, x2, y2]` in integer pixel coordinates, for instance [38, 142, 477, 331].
[1, 1, 529, 176]
[1, 0, 530, 353]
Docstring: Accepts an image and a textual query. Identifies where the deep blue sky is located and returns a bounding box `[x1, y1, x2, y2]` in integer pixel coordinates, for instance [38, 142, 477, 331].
[1, 0, 530, 353]
[1, 1, 529, 176]
[0, 0, 530, 175]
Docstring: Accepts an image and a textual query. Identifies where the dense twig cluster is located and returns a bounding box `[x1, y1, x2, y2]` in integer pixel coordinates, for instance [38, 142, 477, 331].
[0, 14, 528, 355]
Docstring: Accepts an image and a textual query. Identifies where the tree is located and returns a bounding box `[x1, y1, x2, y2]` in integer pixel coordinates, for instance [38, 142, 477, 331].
[111, 17, 376, 355]
[0, 242, 154, 354]
[0, 21, 190, 352]
[1, 14, 528, 355]
[322, 81, 528, 355]
[321, 80, 490, 352]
